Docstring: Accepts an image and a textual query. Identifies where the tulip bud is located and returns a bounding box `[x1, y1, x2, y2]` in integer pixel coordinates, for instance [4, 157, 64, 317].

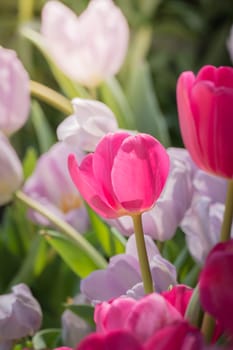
[41, 0, 129, 87]
[0, 132, 23, 205]
[0, 284, 42, 344]
[0, 47, 30, 135]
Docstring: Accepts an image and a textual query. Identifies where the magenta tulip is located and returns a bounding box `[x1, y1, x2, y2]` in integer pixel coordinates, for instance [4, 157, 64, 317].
[68, 132, 169, 218]
[77, 330, 143, 350]
[199, 239, 233, 336]
[177, 65, 233, 178]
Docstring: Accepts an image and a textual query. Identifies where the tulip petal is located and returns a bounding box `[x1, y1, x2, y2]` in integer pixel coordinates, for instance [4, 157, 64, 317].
[111, 134, 169, 213]
[77, 330, 143, 350]
[92, 132, 130, 210]
[68, 154, 117, 218]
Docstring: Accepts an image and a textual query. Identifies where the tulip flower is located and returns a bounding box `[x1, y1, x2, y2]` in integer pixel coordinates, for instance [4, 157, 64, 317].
[68, 132, 170, 219]
[199, 239, 233, 336]
[24, 142, 89, 233]
[0, 132, 23, 205]
[41, 0, 129, 87]
[177, 65, 233, 179]
[81, 234, 177, 302]
[0, 47, 30, 135]
[57, 98, 118, 152]
[0, 284, 42, 349]
[94, 293, 182, 343]
[106, 147, 196, 240]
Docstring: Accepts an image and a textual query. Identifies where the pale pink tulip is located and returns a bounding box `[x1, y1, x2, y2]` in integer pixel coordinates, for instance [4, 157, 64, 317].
[0, 47, 30, 135]
[0, 132, 23, 205]
[41, 0, 129, 87]
[68, 132, 170, 219]
[24, 142, 89, 233]
[57, 98, 118, 152]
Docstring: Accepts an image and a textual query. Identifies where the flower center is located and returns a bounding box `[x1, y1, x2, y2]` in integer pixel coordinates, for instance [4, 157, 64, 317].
[60, 193, 83, 213]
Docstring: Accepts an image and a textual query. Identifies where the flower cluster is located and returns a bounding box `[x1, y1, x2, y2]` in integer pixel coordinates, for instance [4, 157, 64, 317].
[1, 1, 233, 350]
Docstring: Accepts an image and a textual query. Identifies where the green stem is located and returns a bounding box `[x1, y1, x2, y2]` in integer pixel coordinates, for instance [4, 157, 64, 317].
[15, 190, 107, 269]
[18, 0, 34, 24]
[220, 179, 233, 242]
[201, 313, 216, 343]
[132, 214, 154, 294]
[30, 80, 73, 115]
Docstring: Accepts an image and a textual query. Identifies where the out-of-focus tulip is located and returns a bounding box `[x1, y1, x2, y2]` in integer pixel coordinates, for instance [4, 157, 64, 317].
[177, 65, 233, 179]
[77, 330, 143, 350]
[81, 234, 176, 302]
[68, 132, 170, 219]
[24, 142, 89, 233]
[0, 284, 42, 348]
[227, 26, 233, 63]
[62, 294, 92, 347]
[161, 285, 193, 317]
[199, 239, 233, 336]
[0, 132, 23, 205]
[41, 0, 129, 87]
[57, 98, 118, 152]
[0, 47, 30, 135]
[94, 293, 182, 344]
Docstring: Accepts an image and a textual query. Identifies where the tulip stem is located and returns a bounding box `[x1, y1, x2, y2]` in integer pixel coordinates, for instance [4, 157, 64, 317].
[220, 179, 233, 242]
[201, 313, 216, 343]
[132, 214, 154, 294]
[15, 190, 107, 269]
[30, 80, 73, 115]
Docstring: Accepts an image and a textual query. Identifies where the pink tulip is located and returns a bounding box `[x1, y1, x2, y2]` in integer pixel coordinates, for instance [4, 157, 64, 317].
[176, 65, 233, 178]
[68, 132, 169, 218]
[161, 285, 193, 317]
[199, 239, 233, 336]
[94, 294, 182, 344]
[0, 47, 30, 135]
[41, 0, 129, 87]
[0, 132, 23, 205]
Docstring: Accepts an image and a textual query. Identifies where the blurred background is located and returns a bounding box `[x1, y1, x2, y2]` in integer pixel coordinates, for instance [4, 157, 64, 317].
[0, 0, 233, 332]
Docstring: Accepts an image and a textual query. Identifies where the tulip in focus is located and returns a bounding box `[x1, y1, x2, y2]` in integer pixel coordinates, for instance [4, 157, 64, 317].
[177, 65, 233, 179]
[68, 132, 170, 219]
[0, 47, 30, 135]
[0, 132, 23, 205]
[41, 0, 129, 87]
[0, 284, 42, 350]
[57, 98, 118, 152]
[24, 142, 89, 233]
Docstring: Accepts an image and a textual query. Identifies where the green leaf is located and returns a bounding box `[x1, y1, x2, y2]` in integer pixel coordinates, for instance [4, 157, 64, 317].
[22, 146, 38, 179]
[99, 77, 135, 129]
[9, 235, 49, 286]
[87, 206, 126, 257]
[42, 230, 104, 278]
[127, 62, 171, 146]
[31, 100, 56, 153]
[32, 328, 61, 350]
[64, 303, 95, 328]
